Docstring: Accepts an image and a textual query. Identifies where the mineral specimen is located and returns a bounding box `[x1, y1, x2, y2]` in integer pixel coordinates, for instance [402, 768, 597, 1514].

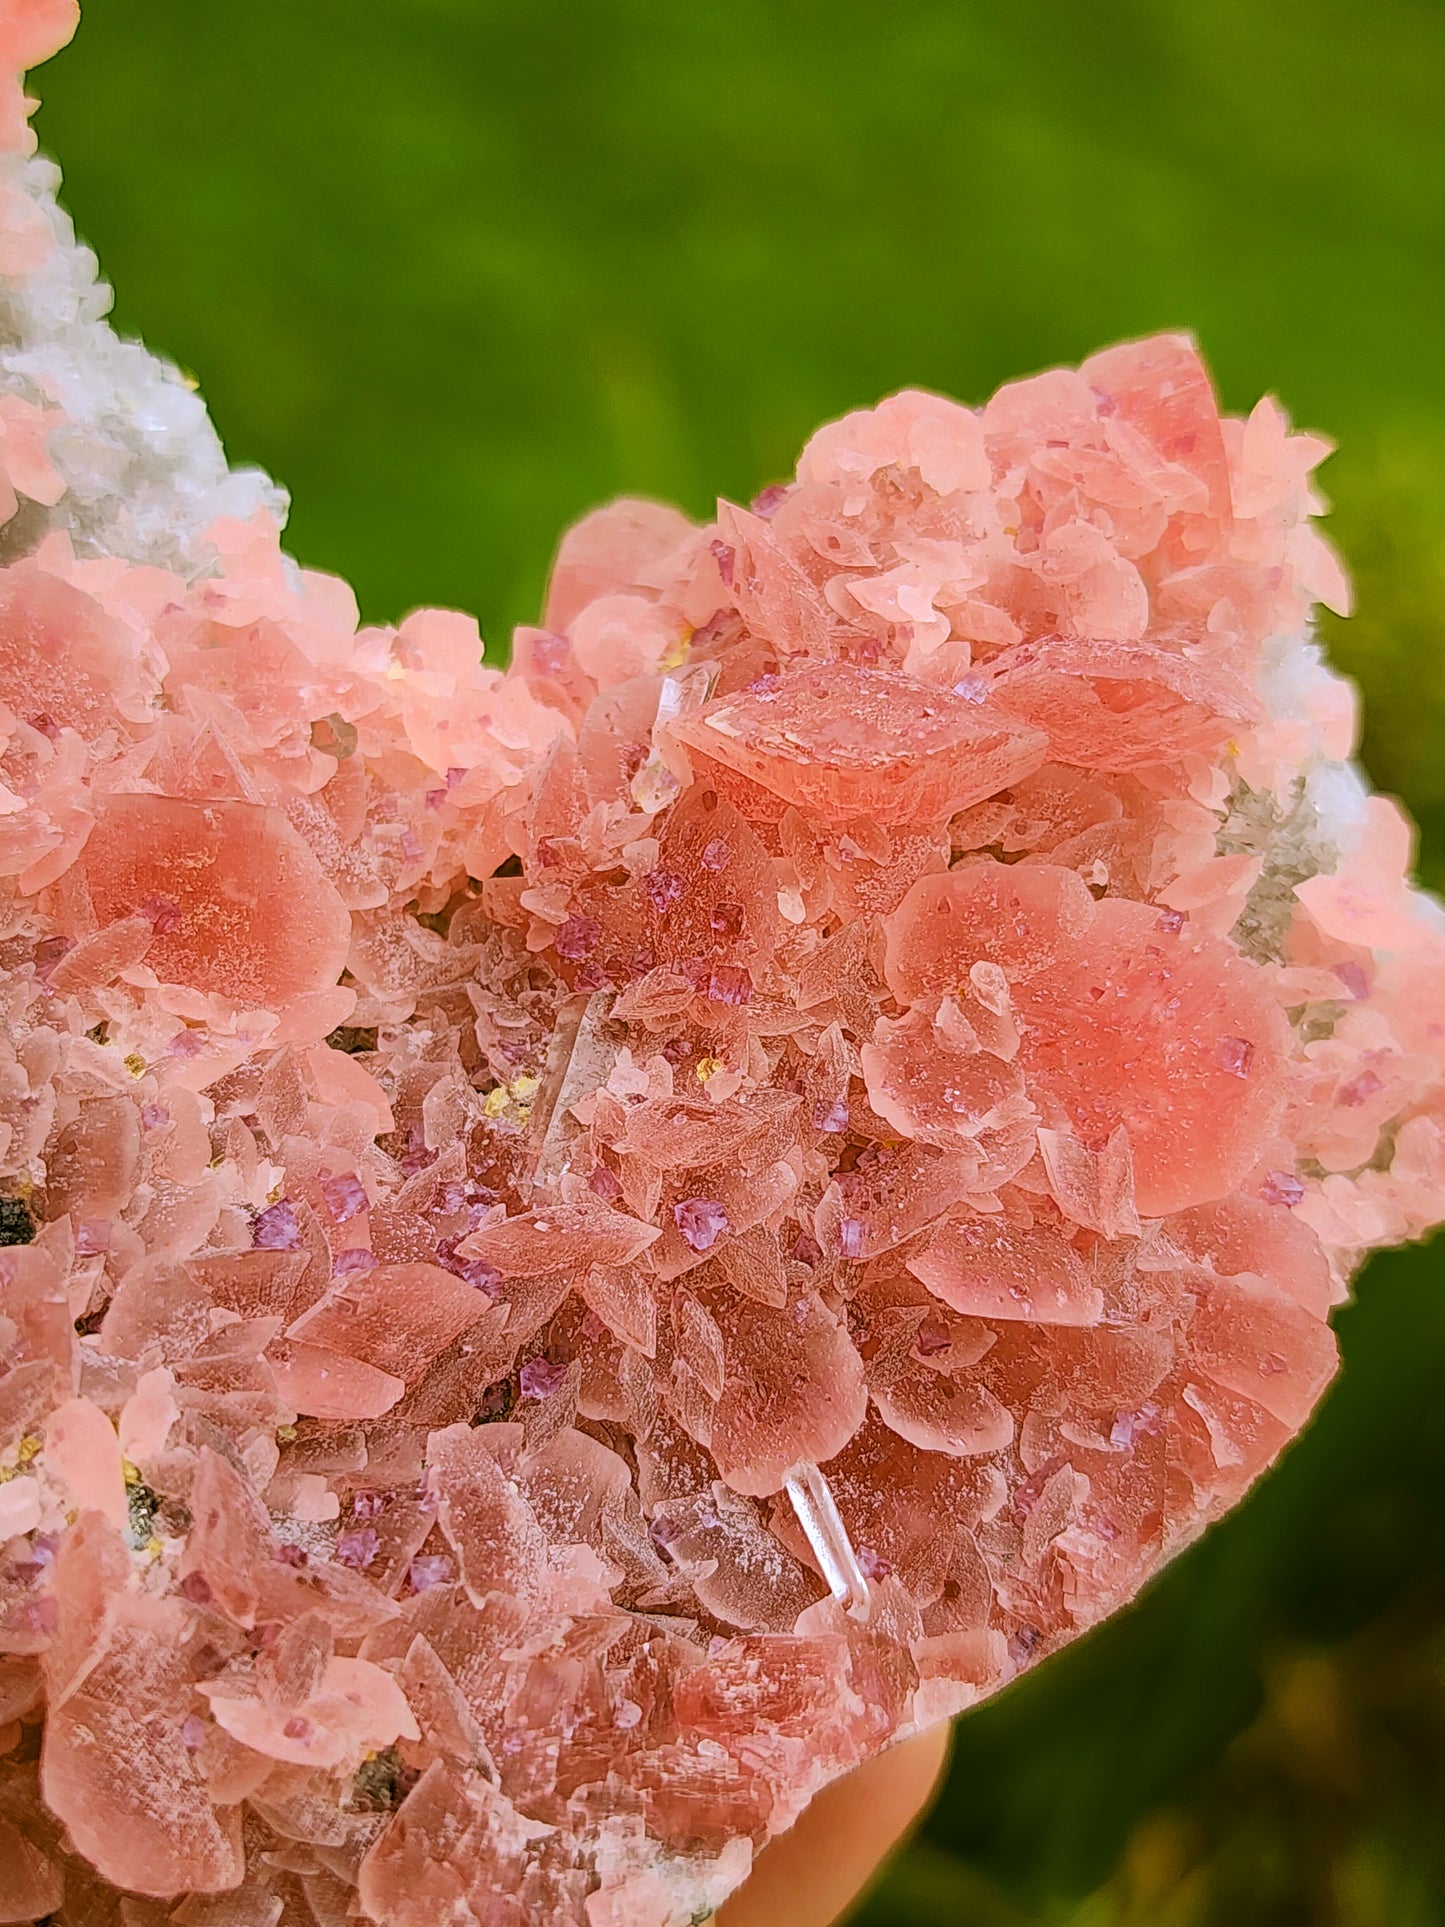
[1, 5, 1444, 1922]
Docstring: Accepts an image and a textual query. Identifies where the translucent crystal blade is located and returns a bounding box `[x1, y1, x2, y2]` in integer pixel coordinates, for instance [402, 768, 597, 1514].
[629, 662, 720, 813]
[523, 988, 618, 1196]
[783, 1460, 872, 1622]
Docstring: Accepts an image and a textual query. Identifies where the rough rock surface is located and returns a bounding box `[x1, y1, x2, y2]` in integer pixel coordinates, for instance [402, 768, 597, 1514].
[2, 5, 1444, 1921]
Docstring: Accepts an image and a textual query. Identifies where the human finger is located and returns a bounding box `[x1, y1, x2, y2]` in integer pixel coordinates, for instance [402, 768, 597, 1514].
[714, 1721, 953, 1927]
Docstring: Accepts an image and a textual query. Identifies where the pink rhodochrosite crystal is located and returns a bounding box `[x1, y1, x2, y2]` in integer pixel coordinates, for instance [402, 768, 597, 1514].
[2, 11, 1445, 1924]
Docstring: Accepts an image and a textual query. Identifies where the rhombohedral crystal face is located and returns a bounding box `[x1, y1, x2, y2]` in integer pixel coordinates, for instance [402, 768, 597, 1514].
[2, 6, 1444, 1922]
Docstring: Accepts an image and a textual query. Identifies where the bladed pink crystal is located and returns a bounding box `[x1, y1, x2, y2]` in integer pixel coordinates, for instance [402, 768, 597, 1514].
[2, 8, 1445, 1919]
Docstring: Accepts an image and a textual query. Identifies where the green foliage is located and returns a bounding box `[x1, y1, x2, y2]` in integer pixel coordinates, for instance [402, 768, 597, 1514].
[32, 5, 1445, 1920]
[1318, 429, 1445, 893]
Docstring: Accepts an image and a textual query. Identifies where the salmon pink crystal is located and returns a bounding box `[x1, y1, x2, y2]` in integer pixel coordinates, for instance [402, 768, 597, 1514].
[3, 9, 1445, 1924]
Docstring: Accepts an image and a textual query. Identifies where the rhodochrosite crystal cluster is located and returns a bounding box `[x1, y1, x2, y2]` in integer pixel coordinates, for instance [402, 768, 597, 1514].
[2, 8, 1445, 1925]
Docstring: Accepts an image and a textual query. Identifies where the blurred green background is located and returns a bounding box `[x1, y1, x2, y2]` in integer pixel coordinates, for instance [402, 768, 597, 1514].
[34, 3, 1445, 1920]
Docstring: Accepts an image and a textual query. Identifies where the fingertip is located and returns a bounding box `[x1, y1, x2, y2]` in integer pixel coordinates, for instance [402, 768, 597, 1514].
[715, 1722, 953, 1927]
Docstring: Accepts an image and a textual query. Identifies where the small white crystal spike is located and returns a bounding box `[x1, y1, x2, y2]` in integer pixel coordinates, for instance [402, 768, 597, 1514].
[783, 1460, 871, 1623]
[523, 989, 617, 1197]
[629, 662, 719, 814]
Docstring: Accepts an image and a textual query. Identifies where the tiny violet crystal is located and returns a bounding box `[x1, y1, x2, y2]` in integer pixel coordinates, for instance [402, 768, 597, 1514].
[2, 7, 1445, 1922]
[320, 1171, 369, 1223]
[518, 1354, 569, 1399]
[674, 1196, 731, 1252]
[252, 1198, 303, 1250]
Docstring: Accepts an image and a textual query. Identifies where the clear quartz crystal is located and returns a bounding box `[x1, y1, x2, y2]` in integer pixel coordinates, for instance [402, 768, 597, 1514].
[783, 1460, 872, 1622]
[523, 989, 619, 1196]
[629, 663, 720, 813]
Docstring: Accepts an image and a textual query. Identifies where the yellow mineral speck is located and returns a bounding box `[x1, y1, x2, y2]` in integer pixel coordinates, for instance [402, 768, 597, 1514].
[124, 1052, 146, 1077]
[696, 1056, 725, 1084]
[660, 631, 691, 671]
[276, 1423, 298, 1443]
[145, 1536, 164, 1558]
[121, 1458, 142, 1486]
[509, 1073, 540, 1103]
[482, 1086, 509, 1118]
[15, 1436, 41, 1465]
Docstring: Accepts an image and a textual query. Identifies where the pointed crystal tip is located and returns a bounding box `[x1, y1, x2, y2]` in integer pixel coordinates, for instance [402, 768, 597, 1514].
[783, 1459, 872, 1623]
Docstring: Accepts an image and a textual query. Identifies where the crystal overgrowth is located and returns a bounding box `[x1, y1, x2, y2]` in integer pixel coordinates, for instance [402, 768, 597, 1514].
[2, 10, 1445, 1924]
